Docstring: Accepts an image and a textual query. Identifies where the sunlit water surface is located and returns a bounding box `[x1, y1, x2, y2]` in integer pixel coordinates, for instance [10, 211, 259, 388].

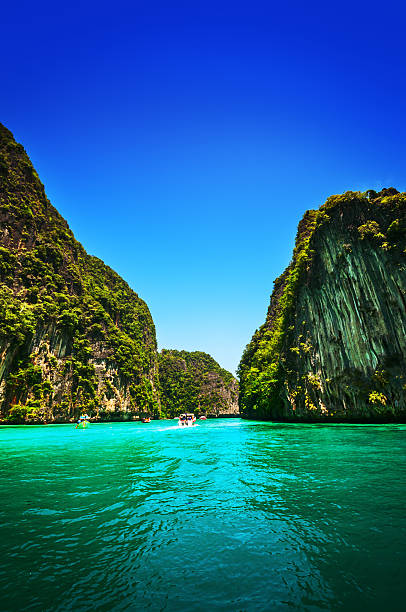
[0, 419, 405, 611]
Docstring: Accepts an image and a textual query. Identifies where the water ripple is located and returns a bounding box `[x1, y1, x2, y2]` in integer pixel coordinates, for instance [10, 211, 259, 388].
[0, 420, 405, 611]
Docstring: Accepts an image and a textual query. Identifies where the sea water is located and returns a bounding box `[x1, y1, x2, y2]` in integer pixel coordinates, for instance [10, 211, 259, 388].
[0, 420, 405, 611]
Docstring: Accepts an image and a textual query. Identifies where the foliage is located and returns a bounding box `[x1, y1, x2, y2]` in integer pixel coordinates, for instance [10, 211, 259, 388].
[368, 391, 387, 406]
[7, 404, 28, 423]
[357, 220, 385, 241]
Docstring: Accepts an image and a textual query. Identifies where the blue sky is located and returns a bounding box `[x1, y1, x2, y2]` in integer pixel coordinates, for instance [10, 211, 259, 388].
[2, 0, 406, 374]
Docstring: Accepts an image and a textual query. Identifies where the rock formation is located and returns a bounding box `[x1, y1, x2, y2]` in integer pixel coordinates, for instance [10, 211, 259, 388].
[238, 189, 406, 421]
[0, 123, 162, 423]
[159, 350, 239, 417]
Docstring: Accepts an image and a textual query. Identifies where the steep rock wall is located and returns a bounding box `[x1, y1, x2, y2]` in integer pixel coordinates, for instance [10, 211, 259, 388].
[0, 123, 160, 423]
[239, 189, 406, 421]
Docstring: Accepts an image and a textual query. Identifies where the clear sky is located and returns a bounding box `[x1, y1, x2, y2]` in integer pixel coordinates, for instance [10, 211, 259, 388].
[2, 0, 406, 374]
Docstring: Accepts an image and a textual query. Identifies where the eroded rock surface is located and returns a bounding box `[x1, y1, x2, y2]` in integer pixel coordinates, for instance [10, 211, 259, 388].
[239, 189, 406, 421]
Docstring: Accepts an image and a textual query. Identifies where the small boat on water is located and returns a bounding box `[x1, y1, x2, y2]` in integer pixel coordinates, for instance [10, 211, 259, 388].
[199, 415, 207, 420]
[178, 413, 196, 427]
[75, 414, 90, 429]
[141, 417, 151, 423]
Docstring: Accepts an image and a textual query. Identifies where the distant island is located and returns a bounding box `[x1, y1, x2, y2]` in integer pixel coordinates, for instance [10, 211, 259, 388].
[239, 189, 406, 422]
[159, 349, 239, 418]
[0, 123, 238, 424]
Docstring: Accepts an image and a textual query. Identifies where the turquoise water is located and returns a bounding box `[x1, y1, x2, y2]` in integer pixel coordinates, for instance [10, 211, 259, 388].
[0, 420, 405, 611]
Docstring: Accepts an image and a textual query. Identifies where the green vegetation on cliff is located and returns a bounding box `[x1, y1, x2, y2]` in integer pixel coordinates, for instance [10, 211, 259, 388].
[238, 188, 406, 421]
[0, 123, 160, 423]
[159, 350, 239, 417]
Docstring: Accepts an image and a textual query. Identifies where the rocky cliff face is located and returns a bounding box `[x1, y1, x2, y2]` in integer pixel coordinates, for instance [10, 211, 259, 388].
[0, 123, 161, 423]
[159, 350, 239, 417]
[238, 189, 406, 422]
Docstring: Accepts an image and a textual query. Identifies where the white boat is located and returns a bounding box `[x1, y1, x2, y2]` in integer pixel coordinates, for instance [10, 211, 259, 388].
[75, 414, 90, 429]
[178, 413, 196, 427]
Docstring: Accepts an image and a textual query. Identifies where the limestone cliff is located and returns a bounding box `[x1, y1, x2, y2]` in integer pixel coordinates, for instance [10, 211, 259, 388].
[159, 350, 239, 417]
[0, 123, 160, 423]
[238, 189, 406, 422]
